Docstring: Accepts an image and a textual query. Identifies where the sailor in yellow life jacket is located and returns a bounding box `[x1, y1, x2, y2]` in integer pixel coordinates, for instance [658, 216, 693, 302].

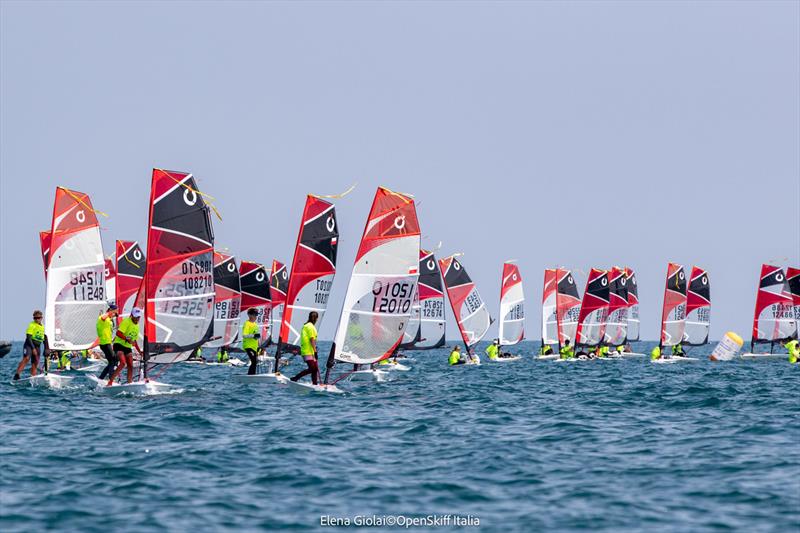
[485, 340, 500, 360]
[559, 339, 574, 360]
[449, 346, 465, 366]
[786, 339, 800, 364]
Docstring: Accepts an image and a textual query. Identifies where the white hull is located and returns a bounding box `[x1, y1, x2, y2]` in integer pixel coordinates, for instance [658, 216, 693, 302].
[620, 352, 646, 358]
[275, 374, 344, 394]
[378, 362, 411, 371]
[232, 372, 283, 384]
[537, 354, 559, 361]
[76, 362, 105, 373]
[348, 369, 388, 382]
[652, 356, 699, 364]
[490, 356, 521, 362]
[87, 374, 178, 395]
[12, 374, 75, 389]
[740, 353, 787, 361]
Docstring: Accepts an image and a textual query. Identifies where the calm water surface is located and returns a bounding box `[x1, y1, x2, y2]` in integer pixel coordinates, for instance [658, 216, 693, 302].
[1, 341, 798, 532]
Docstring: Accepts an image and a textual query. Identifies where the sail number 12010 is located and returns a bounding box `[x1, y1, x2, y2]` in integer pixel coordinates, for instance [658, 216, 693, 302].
[371, 281, 414, 314]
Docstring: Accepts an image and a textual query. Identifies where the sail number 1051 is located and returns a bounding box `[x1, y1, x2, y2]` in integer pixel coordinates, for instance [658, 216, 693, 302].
[372, 281, 413, 314]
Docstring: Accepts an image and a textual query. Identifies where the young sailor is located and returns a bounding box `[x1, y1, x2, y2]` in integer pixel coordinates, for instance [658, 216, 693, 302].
[672, 343, 685, 357]
[290, 311, 320, 384]
[559, 339, 574, 360]
[449, 345, 465, 366]
[651, 344, 662, 360]
[485, 339, 500, 360]
[786, 339, 800, 364]
[108, 307, 142, 385]
[539, 344, 554, 356]
[14, 310, 47, 380]
[241, 308, 261, 375]
[97, 304, 119, 381]
[216, 348, 229, 363]
[598, 345, 610, 358]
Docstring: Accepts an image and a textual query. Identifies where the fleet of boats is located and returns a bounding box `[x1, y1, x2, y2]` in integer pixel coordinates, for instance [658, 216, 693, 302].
[7, 171, 800, 393]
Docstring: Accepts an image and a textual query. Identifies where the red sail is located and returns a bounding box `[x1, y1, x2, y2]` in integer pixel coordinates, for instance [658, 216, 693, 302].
[279, 195, 339, 348]
[143, 169, 215, 361]
[439, 255, 491, 349]
[574, 268, 610, 347]
[39, 230, 52, 279]
[660, 263, 687, 346]
[624, 267, 640, 342]
[555, 268, 581, 347]
[239, 260, 272, 341]
[540, 268, 558, 345]
[751, 264, 795, 343]
[269, 259, 288, 344]
[115, 240, 146, 323]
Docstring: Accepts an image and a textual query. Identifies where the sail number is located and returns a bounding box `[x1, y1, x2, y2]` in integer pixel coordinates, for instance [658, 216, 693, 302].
[506, 303, 524, 320]
[167, 299, 206, 316]
[372, 281, 413, 314]
[183, 275, 213, 290]
[422, 299, 443, 319]
[314, 279, 333, 305]
[464, 291, 483, 314]
[215, 299, 241, 319]
[182, 260, 212, 275]
[769, 304, 793, 319]
[69, 271, 104, 301]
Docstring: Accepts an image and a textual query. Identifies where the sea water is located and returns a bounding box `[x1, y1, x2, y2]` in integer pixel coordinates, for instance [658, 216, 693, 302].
[1, 341, 798, 532]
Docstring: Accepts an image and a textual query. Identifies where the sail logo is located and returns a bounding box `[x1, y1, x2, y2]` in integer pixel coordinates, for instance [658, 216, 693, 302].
[76, 210, 86, 223]
[183, 188, 197, 206]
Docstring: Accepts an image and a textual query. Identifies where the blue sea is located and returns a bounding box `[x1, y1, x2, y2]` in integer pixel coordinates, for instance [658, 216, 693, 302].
[1, 341, 798, 532]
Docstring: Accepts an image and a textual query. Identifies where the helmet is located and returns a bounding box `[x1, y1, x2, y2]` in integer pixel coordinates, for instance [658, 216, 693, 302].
[131, 307, 143, 318]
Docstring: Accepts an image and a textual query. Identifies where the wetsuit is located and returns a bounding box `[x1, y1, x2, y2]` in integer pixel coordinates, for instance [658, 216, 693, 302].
[291, 322, 319, 384]
[242, 320, 260, 375]
[97, 313, 117, 380]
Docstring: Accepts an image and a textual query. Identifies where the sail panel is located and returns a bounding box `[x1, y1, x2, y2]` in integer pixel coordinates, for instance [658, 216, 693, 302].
[660, 263, 687, 346]
[541, 269, 558, 345]
[440, 256, 491, 348]
[269, 260, 289, 344]
[575, 268, 609, 347]
[684, 266, 711, 346]
[751, 264, 796, 343]
[603, 267, 628, 345]
[239, 260, 271, 345]
[555, 268, 581, 346]
[624, 267, 640, 342]
[499, 262, 524, 346]
[413, 249, 446, 349]
[787, 267, 800, 337]
[207, 252, 241, 348]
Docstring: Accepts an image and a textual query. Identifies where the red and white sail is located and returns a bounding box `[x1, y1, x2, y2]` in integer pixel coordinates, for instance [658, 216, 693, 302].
[555, 268, 581, 347]
[39, 230, 52, 279]
[45, 187, 106, 350]
[499, 261, 525, 346]
[541, 269, 558, 346]
[575, 268, 609, 348]
[399, 249, 445, 350]
[239, 260, 271, 344]
[624, 267, 640, 342]
[207, 252, 241, 348]
[105, 256, 117, 307]
[660, 263, 687, 347]
[330, 187, 420, 365]
[279, 196, 339, 349]
[440, 255, 492, 349]
[603, 266, 628, 346]
[787, 267, 800, 337]
[751, 264, 796, 344]
[269, 259, 289, 344]
[684, 266, 711, 346]
[143, 169, 215, 364]
[115, 240, 145, 324]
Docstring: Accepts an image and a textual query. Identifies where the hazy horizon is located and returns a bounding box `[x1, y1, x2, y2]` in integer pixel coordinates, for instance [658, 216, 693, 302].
[2, 1, 798, 343]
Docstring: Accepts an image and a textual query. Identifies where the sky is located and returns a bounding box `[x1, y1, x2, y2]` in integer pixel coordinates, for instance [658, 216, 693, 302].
[1, 1, 798, 342]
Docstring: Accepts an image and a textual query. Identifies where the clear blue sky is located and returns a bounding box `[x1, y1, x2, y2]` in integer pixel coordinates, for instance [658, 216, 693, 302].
[1, 1, 798, 341]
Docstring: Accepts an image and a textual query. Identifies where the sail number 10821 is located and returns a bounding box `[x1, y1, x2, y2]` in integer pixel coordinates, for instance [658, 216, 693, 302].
[372, 281, 414, 314]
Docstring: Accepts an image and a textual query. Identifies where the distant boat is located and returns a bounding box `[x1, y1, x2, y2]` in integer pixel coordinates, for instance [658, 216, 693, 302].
[659, 263, 687, 349]
[206, 252, 241, 350]
[269, 259, 288, 345]
[440, 254, 492, 364]
[574, 268, 609, 354]
[497, 261, 524, 358]
[400, 249, 446, 350]
[115, 240, 145, 325]
[238, 260, 271, 350]
[684, 266, 711, 347]
[624, 267, 640, 342]
[553, 268, 581, 358]
[741, 264, 796, 360]
[604, 266, 628, 347]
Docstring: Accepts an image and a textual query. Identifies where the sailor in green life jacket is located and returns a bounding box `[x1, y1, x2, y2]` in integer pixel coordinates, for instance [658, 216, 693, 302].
[57, 350, 71, 370]
[291, 311, 321, 384]
[539, 343, 554, 356]
[241, 308, 261, 375]
[486, 339, 500, 360]
[449, 345, 465, 366]
[786, 339, 800, 364]
[672, 343, 685, 357]
[651, 344, 662, 360]
[615, 345, 625, 355]
[559, 339, 574, 359]
[97, 304, 119, 380]
[597, 345, 610, 358]
[108, 307, 143, 386]
[14, 310, 48, 380]
[216, 347, 230, 363]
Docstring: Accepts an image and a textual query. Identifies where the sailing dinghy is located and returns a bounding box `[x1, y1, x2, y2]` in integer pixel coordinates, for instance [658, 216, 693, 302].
[684, 266, 711, 348]
[539, 269, 559, 359]
[495, 261, 524, 361]
[602, 267, 627, 357]
[570, 268, 609, 360]
[269, 259, 289, 345]
[204, 251, 242, 362]
[741, 264, 797, 360]
[620, 267, 644, 357]
[236, 194, 341, 384]
[93, 169, 217, 395]
[543, 268, 581, 361]
[319, 186, 420, 388]
[788, 267, 800, 337]
[238, 260, 272, 356]
[440, 254, 491, 365]
[654, 263, 697, 362]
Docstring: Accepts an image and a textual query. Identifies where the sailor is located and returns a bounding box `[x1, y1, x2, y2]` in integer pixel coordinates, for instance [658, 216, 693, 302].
[242, 308, 261, 375]
[651, 344, 662, 360]
[58, 350, 71, 370]
[13, 310, 48, 380]
[616, 345, 625, 355]
[449, 345, 465, 366]
[539, 344, 554, 356]
[672, 343, 685, 357]
[786, 339, 800, 364]
[598, 345, 610, 358]
[108, 307, 143, 385]
[485, 339, 500, 360]
[559, 339, 574, 360]
[291, 311, 320, 384]
[97, 304, 119, 381]
[216, 348, 229, 363]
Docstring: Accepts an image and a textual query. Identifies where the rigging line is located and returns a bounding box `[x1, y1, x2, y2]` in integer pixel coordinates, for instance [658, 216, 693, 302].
[59, 187, 110, 218]
[310, 183, 356, 199]
[157, 169, 223, 221]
